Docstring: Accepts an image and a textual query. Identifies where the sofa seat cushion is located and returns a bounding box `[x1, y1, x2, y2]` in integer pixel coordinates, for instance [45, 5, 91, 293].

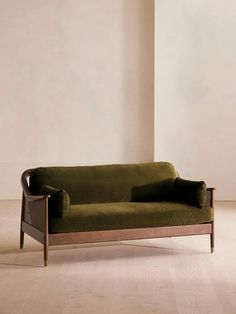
[50, 202, 213, 233]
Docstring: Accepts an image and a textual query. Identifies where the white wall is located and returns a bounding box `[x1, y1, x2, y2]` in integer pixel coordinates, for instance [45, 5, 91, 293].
[0, 0, 154, 199]
[155, 0, 236, 200]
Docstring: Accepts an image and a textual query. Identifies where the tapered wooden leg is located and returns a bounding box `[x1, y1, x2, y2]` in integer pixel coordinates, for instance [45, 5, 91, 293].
[44, 242, 48, 267]
[44, 197, 49, 266]
[20, 230, 24, 249]
[20, 192, 25, 249]
[210, 221, 214, 253]
[210, 234, 214, 253]
[208, 189, 215, 253]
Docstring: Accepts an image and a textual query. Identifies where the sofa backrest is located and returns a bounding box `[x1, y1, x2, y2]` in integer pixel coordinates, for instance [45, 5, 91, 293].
[30, 162, 178, 205]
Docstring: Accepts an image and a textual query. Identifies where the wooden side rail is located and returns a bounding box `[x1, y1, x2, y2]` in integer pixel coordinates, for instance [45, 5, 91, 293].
[20, 170, 215, 267]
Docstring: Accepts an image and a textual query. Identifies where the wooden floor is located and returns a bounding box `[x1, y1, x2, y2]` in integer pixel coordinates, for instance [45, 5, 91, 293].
[0, 200, 235, 314]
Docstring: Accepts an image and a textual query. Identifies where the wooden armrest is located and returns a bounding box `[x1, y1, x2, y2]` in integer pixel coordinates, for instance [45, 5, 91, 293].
[21, 169, 35, 197]
[21, 168, 49, 232]
[206, 187, 215, 208]
[21, 169, 50, 201]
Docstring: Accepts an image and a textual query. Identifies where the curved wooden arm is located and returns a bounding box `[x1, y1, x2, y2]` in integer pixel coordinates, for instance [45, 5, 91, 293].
[21, 169, 49, 201]
[20, 168, 49, 266]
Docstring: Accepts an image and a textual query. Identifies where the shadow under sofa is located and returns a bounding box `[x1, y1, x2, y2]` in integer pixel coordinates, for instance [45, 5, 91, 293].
[20, 162, 215, 266]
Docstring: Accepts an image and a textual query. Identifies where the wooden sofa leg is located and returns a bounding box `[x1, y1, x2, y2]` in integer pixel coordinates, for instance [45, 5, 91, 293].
[208, 188, 215, 253]
[210, 221, 214, 253]
[43, 197, 49, 267]
[20, 230, 24, 249]
[43, 227, 48, 267]
[44, 243, 48, 267]
[20, 192, 25, 249]
[210, 234, 214, 253]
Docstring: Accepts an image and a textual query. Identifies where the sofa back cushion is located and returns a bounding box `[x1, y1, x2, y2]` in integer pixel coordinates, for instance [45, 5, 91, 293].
[30, 162, 177, 205]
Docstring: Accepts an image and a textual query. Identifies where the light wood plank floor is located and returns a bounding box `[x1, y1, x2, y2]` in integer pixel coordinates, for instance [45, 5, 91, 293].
[0, 200, 235, 314]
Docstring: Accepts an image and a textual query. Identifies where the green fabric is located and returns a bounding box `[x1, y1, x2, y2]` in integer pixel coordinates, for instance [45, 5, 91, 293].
[171, 178, 207, 208]
[39, 185, 70, 218]
[30, 162, 177, 205]
[30, 162, 210, 232]
[130, 180, 174, 202]
[49, 202, 213, 233]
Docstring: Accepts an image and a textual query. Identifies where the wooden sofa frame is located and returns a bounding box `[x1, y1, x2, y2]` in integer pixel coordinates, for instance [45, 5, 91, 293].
[20, 169, 215, 266]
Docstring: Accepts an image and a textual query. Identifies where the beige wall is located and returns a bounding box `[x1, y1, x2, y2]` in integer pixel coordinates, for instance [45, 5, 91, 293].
[0, 0, 154, 199]
[155, 0, 236, 200]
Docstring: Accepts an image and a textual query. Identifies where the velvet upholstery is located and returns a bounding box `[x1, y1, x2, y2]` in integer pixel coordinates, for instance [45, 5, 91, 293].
[29, 162, 212, 234]
[171, 178, 207, 208]
[39, 185, 70, 218]
[30, 162, 178, 205]
[50, 202, 213, 233]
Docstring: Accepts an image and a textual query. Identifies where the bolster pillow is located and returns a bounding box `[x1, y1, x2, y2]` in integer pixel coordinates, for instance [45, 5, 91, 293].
[171, 177, 207, 208]
[39, 185, 70, 218]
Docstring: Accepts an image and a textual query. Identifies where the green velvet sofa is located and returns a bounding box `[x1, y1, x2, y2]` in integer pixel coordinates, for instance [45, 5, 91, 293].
[20, 162, 215, 266]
